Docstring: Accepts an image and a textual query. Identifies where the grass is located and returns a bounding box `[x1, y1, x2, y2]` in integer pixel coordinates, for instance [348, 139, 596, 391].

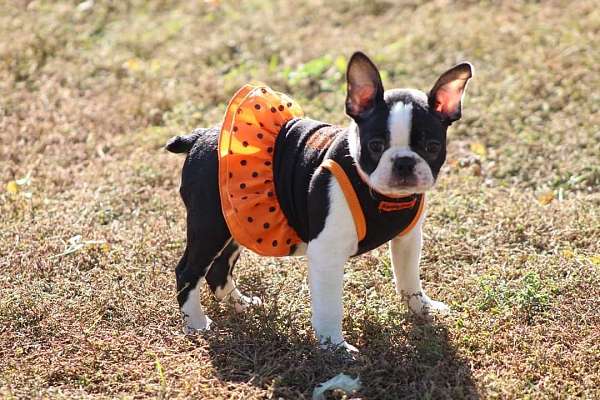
[1, 0, 599, 398]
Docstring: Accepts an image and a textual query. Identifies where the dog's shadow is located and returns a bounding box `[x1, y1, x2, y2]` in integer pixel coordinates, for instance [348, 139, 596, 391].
[198, 275, 479, 399]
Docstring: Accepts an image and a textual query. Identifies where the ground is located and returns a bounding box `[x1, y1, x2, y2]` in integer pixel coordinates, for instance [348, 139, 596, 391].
[1, 0, 599, 399]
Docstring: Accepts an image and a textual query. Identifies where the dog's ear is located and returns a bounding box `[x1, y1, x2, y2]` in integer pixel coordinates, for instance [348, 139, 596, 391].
[346, 52, 384, 119]
[428, 62, 473, 124]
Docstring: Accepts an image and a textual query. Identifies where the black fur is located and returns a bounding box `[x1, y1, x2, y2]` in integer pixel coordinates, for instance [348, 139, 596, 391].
[172, 127, 235, 308]
[165, 128, 207, 154]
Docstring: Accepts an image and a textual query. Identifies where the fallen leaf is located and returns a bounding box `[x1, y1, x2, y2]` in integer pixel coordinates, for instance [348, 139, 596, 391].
[15, 172, 32, 186]
[312, 373, 361, 400]
[470, 142, 487, 157]
[6, 181, 19, 194]
[124, 58, 142, 72]
[561, 249, 574, 259]
[537, 191, 554, 205]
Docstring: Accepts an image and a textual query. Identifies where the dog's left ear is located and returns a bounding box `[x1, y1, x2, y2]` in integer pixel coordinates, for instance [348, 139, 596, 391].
[428, 62, 473, 124]
[346, 51, 384, 120]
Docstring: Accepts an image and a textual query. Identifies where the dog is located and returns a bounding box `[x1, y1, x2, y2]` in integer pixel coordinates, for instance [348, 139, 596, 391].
[166, 52, 472, 352]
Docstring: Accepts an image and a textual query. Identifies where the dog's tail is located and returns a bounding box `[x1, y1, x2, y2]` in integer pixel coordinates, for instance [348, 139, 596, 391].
[165, 129, 203, 153]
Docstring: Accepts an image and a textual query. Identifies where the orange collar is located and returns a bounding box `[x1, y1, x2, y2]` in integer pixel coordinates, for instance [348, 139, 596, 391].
[321, 159, 425, 242]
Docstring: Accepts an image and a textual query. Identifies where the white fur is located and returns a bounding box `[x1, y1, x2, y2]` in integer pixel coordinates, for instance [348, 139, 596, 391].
[389, 212, 449, 315]
[181, 279, 212, 332]
[347, 121, 360, 165]
[307, 176, 358, 351]
[369, 148, 434, 196]
[215, 276, 262, 313]
[289, 242, 307, 256]
[388, 102, 412, 147]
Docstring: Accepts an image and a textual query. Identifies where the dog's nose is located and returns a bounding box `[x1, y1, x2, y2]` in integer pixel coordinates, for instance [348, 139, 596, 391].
[393, 156, 416, 176]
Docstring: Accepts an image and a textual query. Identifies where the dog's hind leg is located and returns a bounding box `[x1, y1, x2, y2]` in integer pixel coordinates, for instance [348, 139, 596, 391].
[176, 231, 231, 333]
[205, 241, 262, 313]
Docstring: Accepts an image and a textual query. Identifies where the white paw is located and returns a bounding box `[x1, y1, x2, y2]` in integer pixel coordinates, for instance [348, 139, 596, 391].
[425, 299, 451, 314]
[339, 341, 359, 354]
[319, 339, 359, 354]
[231, 295, 262, 313]
[403, 291, 451, 316]
[182, 314, 212, 334]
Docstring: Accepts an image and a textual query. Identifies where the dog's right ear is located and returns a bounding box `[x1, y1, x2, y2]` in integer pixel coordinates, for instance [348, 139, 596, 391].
[345, 52, 384, 120]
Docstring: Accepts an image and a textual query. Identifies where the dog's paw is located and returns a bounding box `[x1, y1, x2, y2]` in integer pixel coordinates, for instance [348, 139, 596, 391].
[319, 340, 359, 362]
[182, 315, 213, 334]
[339, 341, 359, 354]
[231, 295, 262, 313]
[319, 339, 359, 354]
[403, 291, 450, 316]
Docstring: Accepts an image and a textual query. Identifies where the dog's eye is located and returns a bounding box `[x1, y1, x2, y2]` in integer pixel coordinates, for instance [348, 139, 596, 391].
[368, 139, 385, 154]
[425, 141, 441, 154]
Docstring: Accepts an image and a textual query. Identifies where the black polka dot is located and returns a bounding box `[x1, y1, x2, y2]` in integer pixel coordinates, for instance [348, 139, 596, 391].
[261, 88, 267, 93]
[267, 191, 274, 197]
[259, 122, 264, 127]
[233, 126, 238, 132]
[230, 194, 234, 198]
[241, 196, 247, 200]
[237, 108, 242, 114]
[278, 105, 284, 111]
[252, 172, 258, 178]
[263, 222, 270, 229]
[228, 150, 233, 155]
[287, 102, 292, 107]
[247, 216, 253, 222]
[257, 133, 263, 139]
[254, 104, 261, 110]
[267, 147, 273, 153]
[257, 238, 263, 243]
[246, 122, 252, 126]
[264, 179, 272, 184]
[240, 183, 246, 189]
[264, 161, 272, 166]
[272, 240, 278, 247]
[229, 172, 233, 178]
[269, 206, 276, 212]
[270, 107, 276, 113]
[286, 238, 292, 244]
[240, 160, 247, 166]
[242, 141, 248, 147]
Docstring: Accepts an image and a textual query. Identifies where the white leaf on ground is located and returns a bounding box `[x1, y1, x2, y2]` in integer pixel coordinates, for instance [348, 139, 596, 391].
[312, 373, 361, 400]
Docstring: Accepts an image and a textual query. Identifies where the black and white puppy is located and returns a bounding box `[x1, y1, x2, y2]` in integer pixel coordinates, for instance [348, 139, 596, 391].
[166, 52, 472, 351]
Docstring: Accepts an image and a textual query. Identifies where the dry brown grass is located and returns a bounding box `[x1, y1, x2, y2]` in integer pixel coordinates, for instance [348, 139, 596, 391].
[1, 0, 599, 398]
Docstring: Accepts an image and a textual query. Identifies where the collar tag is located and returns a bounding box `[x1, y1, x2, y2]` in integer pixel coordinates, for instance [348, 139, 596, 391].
[378, 197, 417, 212]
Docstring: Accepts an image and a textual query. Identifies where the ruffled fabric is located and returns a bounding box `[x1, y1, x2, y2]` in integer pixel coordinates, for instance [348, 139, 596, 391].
[218, 84, 304, 256]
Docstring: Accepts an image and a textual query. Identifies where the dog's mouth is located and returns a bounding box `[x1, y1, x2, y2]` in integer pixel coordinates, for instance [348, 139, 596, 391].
[393, 176, 417, 186]
[380, 182, 432, 196]
[372, 175, 435, 197]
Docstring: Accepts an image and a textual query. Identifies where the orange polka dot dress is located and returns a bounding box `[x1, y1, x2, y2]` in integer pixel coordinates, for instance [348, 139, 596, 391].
[218, 83, 305, 256]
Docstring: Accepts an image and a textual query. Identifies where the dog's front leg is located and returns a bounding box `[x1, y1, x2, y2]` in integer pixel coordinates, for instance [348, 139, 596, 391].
[307, 244, 355, 351]
[306, 178, 358, 352]
[389, 221, 450, 315]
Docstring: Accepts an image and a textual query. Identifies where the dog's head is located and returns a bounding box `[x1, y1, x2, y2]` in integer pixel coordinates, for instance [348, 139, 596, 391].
[346, 52, 473, 196]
